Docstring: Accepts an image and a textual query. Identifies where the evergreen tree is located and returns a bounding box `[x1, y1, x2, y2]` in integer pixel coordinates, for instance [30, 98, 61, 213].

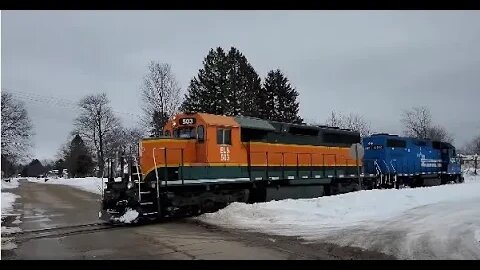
[181, 47, 263, 117]
[238, 62, 263, 117]
[65, 134, 94, 178]
[150, 110, 169, 137]
[225, 47, 244, 115]
[263, 69, 303, 123]
[181, 47, 302, 122]
[181, 47, 229, 115]
[21, 159, 45, 177]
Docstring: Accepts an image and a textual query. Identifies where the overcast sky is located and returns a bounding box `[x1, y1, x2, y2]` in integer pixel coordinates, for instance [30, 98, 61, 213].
[2, 11, 480, 161]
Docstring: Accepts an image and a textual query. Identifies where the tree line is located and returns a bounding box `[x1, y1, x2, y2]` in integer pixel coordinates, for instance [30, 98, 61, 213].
[2, 46, 480, 178]
[145, 46, 303, 138]
[321, 105, 455, 144]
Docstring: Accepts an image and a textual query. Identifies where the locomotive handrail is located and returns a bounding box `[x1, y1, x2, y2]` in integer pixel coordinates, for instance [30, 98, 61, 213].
[390, 160, 397, 174]
[374, 161, 381, 175]
[152, 148, 161, 207]
[150, 147, 186, 185]
[248, 150, 359, 180]
[133, 155, 142, 202]
[310, 153, 313, 178]
[373, 160, 382, 174]
[164, 148, 168, 189]
[382, 160, 391, 174]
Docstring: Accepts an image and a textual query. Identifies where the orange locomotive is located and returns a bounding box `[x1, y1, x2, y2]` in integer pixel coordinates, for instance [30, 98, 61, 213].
[101, 113, 375, 222]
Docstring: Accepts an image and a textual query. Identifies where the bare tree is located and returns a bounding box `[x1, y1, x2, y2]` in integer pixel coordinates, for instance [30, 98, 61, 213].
[401, 106, 452, 142]
[324, 111, 372, 137]
[73, 93, 121, 176]
[1, 91, 34, 167]
[401, 106, 432, 139]
[122, 127, 146, 151]
[464, 135, 480, 155]
[427, 124, 453, 144]
[324, 111, 343, 128]
[141, 62, 182, 137]
[342, 113, 372, 138]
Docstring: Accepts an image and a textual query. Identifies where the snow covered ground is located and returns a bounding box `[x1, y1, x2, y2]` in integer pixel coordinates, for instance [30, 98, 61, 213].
[2, 178, 21, 216]
[1, 192, 19, 216]
[2, 178, 22, 251]
[199, 174, 480, 259]
[1, 178, 20, 190]
[26, 177, 106, 195]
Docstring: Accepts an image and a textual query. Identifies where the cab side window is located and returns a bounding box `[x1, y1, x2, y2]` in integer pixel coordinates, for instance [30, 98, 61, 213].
[217, 128, 231, 145]
[197, 125, 205, 143]
[386, 139, 406, 148]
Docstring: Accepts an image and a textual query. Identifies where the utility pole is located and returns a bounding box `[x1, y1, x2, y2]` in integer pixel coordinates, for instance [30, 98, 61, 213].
[475, 154, 478, 175]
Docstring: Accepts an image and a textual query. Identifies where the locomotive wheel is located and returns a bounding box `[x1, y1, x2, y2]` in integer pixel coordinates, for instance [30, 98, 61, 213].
[455, 175, 464, 184]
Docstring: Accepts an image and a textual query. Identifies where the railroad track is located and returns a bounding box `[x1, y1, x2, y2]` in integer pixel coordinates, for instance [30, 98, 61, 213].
[2, 222, 124, 242]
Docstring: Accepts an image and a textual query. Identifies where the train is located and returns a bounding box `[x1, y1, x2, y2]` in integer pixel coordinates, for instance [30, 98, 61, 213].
[100, 112, 463, 223]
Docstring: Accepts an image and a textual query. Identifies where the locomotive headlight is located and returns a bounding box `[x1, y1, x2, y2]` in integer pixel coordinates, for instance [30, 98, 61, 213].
[127, 182, 134, 189]
[151, 182, 156, 189]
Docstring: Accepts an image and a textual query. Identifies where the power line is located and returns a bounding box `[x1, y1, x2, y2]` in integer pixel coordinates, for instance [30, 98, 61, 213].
[3, 88, 146, 125]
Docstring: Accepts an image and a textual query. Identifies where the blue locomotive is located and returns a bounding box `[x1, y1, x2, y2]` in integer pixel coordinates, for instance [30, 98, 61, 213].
[362, 134, 463, 188]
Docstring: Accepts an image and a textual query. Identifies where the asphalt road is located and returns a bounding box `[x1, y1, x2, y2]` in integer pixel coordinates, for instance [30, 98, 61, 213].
[1, 180, 394, 260]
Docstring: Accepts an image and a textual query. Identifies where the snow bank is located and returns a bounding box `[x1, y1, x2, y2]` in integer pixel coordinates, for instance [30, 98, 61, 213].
[1, 178, 20, 190]
[112, 208, 139, 224]
[201, 178, 480, 231]
[1, 238, 18, 250]
[2, 178, 22, 251]
[199, 174, 480, 259]
[1, 226, 22, 235]
[27, 177, 106, 195]
[2, 178, 21, 217]
[1, 192, 19, 215]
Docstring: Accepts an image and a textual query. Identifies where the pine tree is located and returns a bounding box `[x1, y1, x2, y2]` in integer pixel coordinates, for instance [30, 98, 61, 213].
[65, 134, 94, 178]
[21, 159, 45, 177]
[226, 47, 244, 115]
[150, 110, 169, 137]
[240, 62, 263, 118]
[180, 47, 263, 118]
[181, 47, 229, 115]
[263, 69, 303, 123]
[225, 48, 263, 117]
[261, 71, 278, 121]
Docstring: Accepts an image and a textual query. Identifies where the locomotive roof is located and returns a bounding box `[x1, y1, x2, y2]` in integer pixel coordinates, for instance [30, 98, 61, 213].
[233, 116, 276, 131]
[176, 112, 358, 135]
[368, 133, 454, 148]
[194, 113, 239, 127]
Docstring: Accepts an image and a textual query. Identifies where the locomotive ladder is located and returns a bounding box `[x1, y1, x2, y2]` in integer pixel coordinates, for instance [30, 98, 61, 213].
[133, 155, 159, 217]
[390, 160, 398, 186]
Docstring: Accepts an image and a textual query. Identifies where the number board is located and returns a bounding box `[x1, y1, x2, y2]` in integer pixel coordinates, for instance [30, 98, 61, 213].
[365, 145, 383, 150]
[179, 118, 196, 125]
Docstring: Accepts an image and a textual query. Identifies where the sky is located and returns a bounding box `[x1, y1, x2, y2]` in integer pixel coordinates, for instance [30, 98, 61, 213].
[2, 10, 480, 160]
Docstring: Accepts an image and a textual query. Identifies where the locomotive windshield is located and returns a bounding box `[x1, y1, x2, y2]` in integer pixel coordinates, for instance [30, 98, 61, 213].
[173, 127, 196, 139]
